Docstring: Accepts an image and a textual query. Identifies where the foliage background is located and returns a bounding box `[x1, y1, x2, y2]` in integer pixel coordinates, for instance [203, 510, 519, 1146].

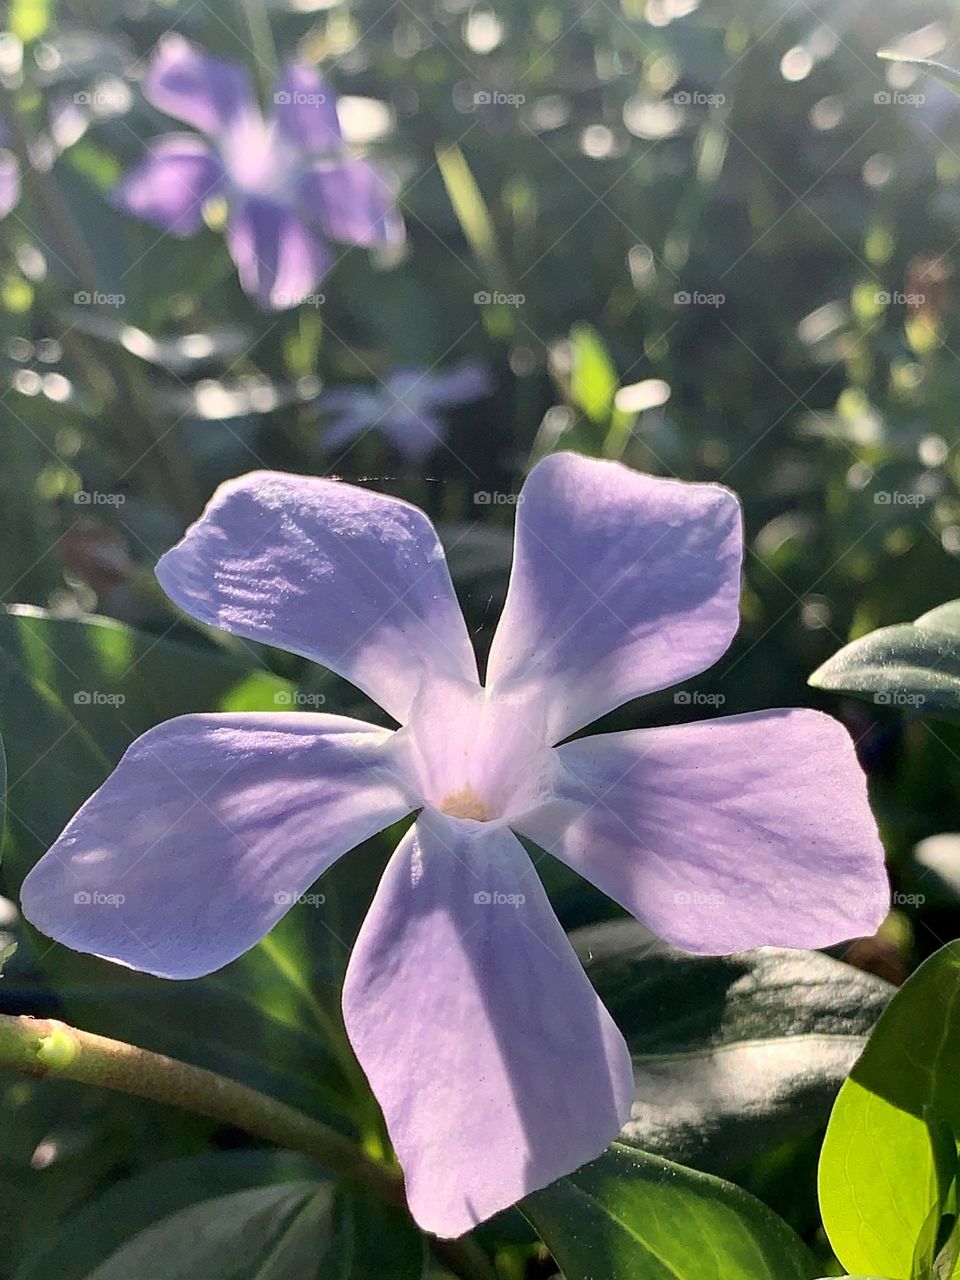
[2, 0, 960, 1274]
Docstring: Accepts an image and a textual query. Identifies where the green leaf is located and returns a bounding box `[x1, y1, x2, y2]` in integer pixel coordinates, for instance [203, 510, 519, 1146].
[818, 942, 960, 1279]
[29, 1157, 429, 1280]
[522, 1142, 816, 1279]
[81, 1183, 332, 1280]
[569, 323, 620, 426]
[878, 51, 960, 98]
[0, 608, 369, 1120]
[575, 920, 892, 1172]
[809, 600, 960, 723]
[14, 1151, 324, 1280]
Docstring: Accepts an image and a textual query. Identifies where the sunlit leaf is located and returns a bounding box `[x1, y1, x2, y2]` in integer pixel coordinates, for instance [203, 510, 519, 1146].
[523, 1143, 816, 1279]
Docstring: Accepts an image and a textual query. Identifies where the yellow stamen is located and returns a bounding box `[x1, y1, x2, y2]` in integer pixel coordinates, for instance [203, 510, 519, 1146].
[440, 787, 492, 821]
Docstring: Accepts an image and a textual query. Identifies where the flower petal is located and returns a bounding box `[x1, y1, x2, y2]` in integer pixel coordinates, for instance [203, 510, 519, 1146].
[300, 157, 404, 247]
[226, 197, 330, 310]
[514, 709, 888, 953]
[424, 359, 494, 407]
[113, 134, 222, 236]
[156, 472, 480, 724]
[21, 713, 412, 979]
[485, 452, 743, 742]
[342, 811, 633, 1237]
[145, 34, 256, 138]
[272, 62, 343, 153]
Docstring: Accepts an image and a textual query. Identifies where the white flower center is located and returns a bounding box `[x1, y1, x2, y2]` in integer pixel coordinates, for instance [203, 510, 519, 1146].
[395, 675, 555, 825]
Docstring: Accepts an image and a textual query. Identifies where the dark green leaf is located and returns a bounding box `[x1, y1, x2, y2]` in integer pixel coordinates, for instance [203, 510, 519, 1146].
[81, 1182, 331, 1280]
[575, 920, 892, 1172]
[809, 602, 960, 722]
[523, 1143, 816, 1279]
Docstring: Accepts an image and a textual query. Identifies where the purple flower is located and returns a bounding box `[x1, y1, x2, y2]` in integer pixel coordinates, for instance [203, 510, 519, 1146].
[0, 126, 20, 220]
[113, 36, 403, 310]
[21, 453, 887, 1237]
[320, 359, 494, 462]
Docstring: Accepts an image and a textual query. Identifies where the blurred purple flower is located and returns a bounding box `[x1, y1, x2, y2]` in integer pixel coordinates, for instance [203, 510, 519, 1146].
[320, 359, 493, 461]
[114, 35, 403, 310]
[22, 453, 887, 1237]
[0, 125, 20, 219]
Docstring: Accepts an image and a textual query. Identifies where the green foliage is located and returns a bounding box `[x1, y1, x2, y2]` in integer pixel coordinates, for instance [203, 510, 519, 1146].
[810, 601, 960, 723]
[523, 1143, 816, 1280]
[578, 920, 892, 1173]
[819, 942, 960, 1279]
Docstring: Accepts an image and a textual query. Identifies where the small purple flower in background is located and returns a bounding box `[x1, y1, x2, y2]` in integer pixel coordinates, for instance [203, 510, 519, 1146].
[114, 35, 403, 310]
[0, 125, 20, 219]
[320, 359, 493, 462]
[21, 453, 888, 1237]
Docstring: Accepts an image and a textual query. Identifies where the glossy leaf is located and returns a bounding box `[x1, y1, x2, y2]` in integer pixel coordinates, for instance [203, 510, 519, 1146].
[81, 1183, 331, 1280]
[0, 608, 374, 1119]
[809, 601, 960, 723]
[575, 920, 892, 1172]
[522, 1142, 816, 1279]
[20, 1156, 428, 1280]
[819, 942, 960, 1279]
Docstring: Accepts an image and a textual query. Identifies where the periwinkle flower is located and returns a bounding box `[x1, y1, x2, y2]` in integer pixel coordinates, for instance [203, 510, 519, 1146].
[0, 127, 20, 219]
[21, 453, 888, 1237]
[320, 359, 493, 462]
[114, 35, 403, 310]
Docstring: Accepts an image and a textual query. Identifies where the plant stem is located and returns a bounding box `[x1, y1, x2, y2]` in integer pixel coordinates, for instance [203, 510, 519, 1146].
[0, 1013, 498, 1280]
